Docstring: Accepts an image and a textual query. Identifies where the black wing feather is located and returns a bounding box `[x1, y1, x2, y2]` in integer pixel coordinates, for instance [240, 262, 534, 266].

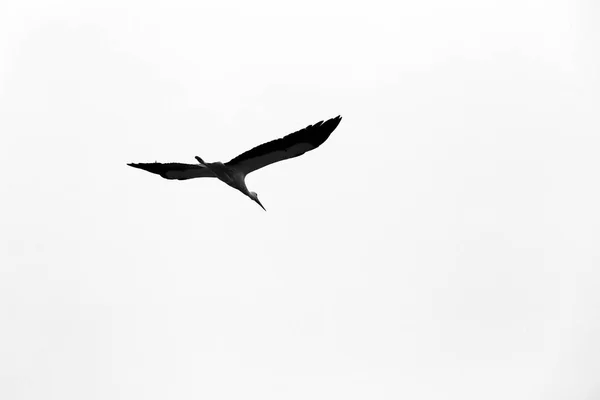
[127, 162, 216, 180]
[226, 115, 341, 175]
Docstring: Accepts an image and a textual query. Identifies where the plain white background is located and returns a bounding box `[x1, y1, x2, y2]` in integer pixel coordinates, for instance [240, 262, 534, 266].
[1, 0, 599, 399]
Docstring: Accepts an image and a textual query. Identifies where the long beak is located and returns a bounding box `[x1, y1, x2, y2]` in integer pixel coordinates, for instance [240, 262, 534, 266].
[255, 198, 266, 211]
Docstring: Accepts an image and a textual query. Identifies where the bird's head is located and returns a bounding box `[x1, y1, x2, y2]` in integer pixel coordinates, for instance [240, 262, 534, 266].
[250, 191, 266, 211]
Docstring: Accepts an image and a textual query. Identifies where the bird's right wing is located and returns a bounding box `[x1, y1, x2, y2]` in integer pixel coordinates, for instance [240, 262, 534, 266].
[226, 116, 342, 175]
[127, 162, 216, 180]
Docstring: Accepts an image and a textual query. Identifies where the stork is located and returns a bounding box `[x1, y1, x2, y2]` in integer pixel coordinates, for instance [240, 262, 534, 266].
[128, 116, 342, 211]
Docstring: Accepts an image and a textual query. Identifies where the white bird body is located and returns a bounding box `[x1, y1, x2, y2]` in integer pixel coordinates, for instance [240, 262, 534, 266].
[196, 159, 258, 206]
[128, 116, 342, 210]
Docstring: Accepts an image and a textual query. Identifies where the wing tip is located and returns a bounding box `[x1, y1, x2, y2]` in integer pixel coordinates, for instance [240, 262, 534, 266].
[330, 115, 342, 127]
[127, 162, 152, 170]
[319, 115, 342, 135]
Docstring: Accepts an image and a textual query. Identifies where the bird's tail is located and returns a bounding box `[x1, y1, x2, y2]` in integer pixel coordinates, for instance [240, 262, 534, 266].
[195, 156, 206, 167]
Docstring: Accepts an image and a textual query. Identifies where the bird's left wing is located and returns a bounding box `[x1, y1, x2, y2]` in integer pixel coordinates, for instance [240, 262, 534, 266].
[127, 162, 216, 180]
[226, 116, 342, 175]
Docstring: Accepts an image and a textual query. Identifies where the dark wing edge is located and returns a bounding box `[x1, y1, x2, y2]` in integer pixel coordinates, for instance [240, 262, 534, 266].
[127, 162, 216, 180]
[226, 115, 342, 175]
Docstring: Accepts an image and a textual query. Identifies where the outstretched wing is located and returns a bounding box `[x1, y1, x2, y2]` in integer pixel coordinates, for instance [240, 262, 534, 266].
[127, 162, 216, 180]
[226, 115, 342, 175]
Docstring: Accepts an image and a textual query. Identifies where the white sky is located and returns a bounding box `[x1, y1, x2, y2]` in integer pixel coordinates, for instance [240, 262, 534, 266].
[1, 0, 599, 399]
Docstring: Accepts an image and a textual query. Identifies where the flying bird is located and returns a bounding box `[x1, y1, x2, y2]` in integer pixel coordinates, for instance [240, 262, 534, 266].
[128, 116, 342, 210]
